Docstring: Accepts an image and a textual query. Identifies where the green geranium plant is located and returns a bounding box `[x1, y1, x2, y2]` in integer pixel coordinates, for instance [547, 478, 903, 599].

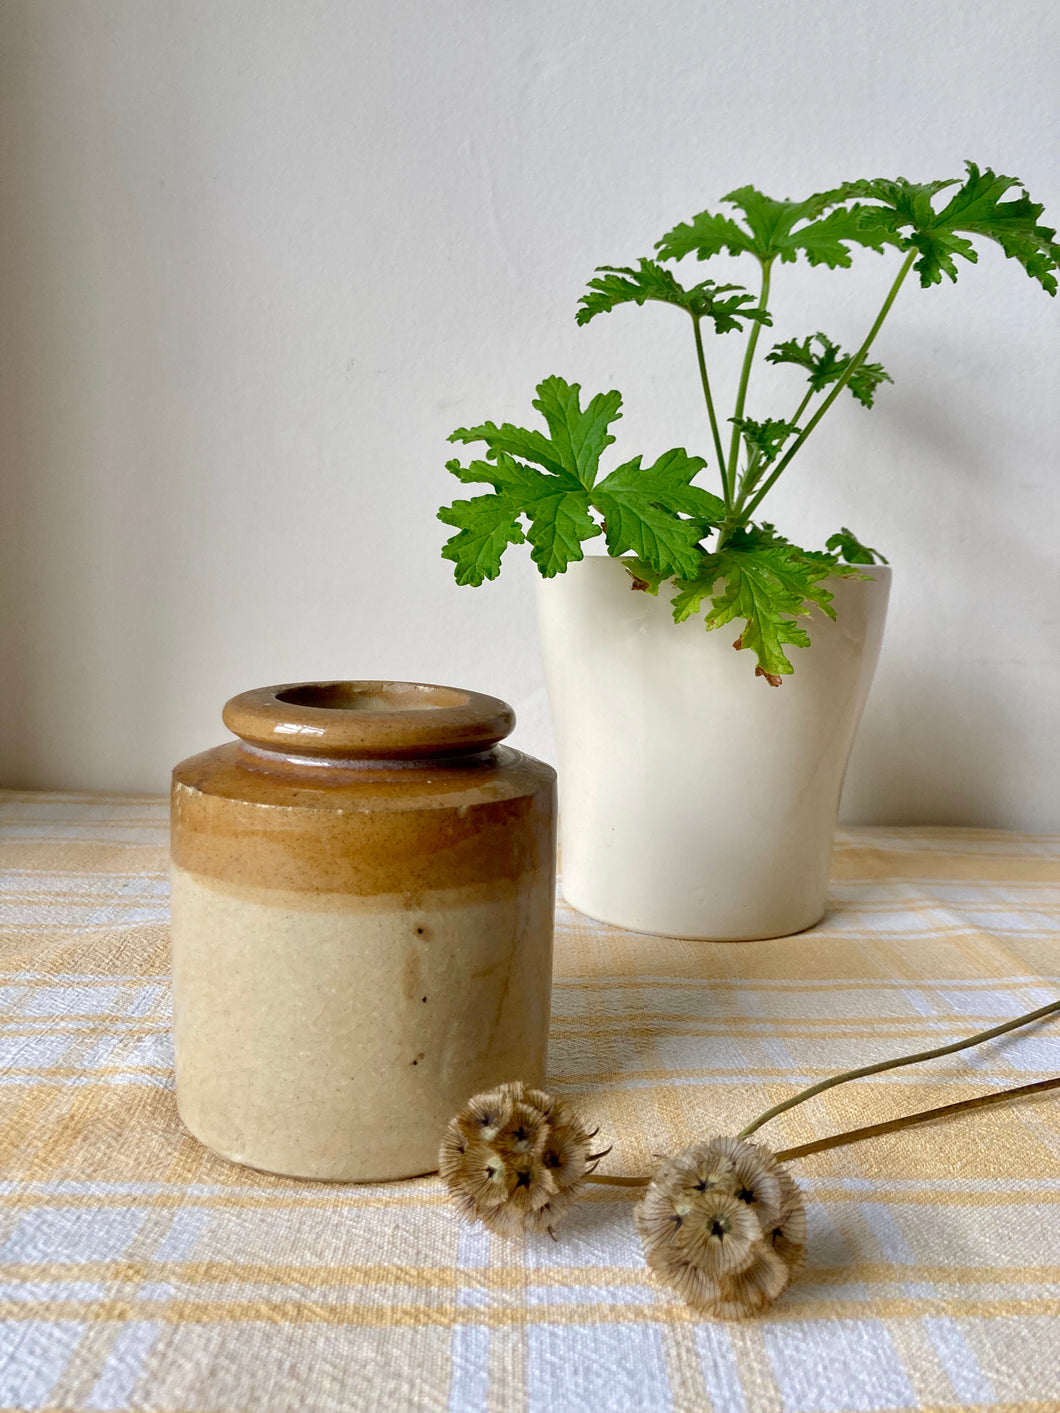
[438, 163, 1059, 684]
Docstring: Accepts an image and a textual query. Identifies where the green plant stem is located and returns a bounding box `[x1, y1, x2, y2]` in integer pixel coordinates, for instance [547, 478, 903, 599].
[740, 249, 917, 522]
[789, 387, 816, 431]
[729, 388, 813, 517]
[736, 996, 1060, 1139]
[725, 259, 773, 493]
[691, 315, 729, 502]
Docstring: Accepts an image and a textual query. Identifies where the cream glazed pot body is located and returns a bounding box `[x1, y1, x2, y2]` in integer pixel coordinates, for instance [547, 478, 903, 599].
[537, 558, 890, 941]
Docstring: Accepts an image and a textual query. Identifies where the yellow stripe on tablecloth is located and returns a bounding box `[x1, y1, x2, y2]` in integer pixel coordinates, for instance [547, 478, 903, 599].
[3, 1259, 1060, 1288]
[1, 1296, 1059, 1326]
[0, 844, 169, 873]
[4, 1020, 1051, 1044]
[2, 1187, 1059, 1212]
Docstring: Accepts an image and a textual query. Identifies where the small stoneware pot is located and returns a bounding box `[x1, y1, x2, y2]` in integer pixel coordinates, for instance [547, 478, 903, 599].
[170, 680, 556, 1182]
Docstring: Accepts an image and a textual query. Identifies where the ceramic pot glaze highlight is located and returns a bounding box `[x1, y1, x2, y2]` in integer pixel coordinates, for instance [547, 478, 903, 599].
[170, 681, 556, 1182]
[537, 560, 890, 941]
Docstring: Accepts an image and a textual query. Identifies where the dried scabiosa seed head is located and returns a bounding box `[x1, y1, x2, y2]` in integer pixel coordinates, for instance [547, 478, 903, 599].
[768, 1163, 808, 1273]
[707, 1134, 784, 1230]
[635, 1135, 805, 1319]
[439, 1081, 607, 1238]
[709, 1244, 791, 1320]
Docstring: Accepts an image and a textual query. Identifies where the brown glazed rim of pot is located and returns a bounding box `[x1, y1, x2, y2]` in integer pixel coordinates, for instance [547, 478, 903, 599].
[221, 680, 515, 761]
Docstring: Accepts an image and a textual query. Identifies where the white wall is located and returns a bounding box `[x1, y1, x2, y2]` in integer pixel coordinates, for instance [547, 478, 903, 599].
[1, 0, 1057, 828]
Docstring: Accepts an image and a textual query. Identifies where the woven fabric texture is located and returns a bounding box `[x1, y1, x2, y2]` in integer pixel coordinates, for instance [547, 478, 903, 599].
[0, 790, 1058, 1412]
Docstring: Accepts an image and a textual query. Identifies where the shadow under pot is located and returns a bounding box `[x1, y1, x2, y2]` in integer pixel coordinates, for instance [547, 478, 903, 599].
[169, 680, 557, 1182]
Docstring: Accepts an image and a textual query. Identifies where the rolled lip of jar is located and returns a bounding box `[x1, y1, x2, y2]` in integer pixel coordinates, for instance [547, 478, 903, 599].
[221, 680, 516, 761]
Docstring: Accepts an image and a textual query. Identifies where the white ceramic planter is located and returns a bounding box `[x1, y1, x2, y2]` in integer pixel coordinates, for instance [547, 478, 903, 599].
[537, 557, 890, 941]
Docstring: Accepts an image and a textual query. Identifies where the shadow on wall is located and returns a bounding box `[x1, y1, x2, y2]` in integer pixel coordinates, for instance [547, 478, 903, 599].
[0, 3, 233, 792]
[842, 658, 1022, 829]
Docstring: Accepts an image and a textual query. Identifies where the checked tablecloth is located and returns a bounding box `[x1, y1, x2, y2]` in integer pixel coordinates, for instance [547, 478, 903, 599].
[0, 791, 1059, 1413]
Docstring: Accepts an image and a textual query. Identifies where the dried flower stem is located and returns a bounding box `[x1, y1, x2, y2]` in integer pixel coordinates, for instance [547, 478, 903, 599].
[579, 1001, 1060, 1321]
[736, 997, 1060, 1138]
[582, 1074, 1060, 1190]
[580, 998, 1060, 1189]
[584, 1172, 650, 1187]
[771, 1074, 1060, 1162]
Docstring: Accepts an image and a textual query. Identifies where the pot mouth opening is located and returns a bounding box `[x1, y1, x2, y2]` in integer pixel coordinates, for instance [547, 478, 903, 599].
[274, 682, 470, 713]
[222, 680, 514, 761]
